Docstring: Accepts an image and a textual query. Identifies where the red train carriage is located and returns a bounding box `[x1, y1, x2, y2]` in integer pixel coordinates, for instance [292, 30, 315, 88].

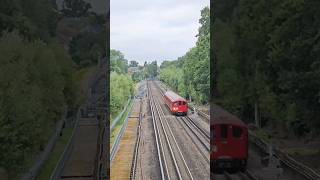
[211, 104, 248, 171]
[163, 91, 188, 116]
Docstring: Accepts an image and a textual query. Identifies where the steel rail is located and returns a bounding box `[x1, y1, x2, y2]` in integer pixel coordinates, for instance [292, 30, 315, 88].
[147, 81, 167, 180]
[130, 99, 142, 180]
[179, 117, 210, 150]
[185, 116, 210, 139]
[244, 170, 259, 180]
[153, 80, 210, 123]
[175, 116, 210, 163]
[150, 83, 182, 180]
[154, 97, 194, 180]
[249, 130, 320, 180]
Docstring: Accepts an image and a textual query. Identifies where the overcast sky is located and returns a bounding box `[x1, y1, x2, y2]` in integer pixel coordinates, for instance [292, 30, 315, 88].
[111, 0, 209, 65]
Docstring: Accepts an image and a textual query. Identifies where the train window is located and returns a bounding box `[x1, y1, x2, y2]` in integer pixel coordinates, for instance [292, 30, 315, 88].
[220, 125, 228, 138]
[182, 101, 186, 105]
[174, 102, 178, 106]
[232, 127, 242, 138]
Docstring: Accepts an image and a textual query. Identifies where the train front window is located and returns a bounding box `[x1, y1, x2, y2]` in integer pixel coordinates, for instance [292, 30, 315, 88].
[220, 125, 228, 138]
[182, 101, 186, 105]
[232, 126, 242, 138]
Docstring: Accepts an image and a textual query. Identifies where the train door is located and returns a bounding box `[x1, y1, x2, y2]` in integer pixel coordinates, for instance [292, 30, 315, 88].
[228, 125, 247, 159]
[215, 124, 233, 157]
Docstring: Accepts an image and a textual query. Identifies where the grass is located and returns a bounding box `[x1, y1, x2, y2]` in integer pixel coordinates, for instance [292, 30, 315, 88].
[110, 99, 134, 146]
[36, 128, 73, 180]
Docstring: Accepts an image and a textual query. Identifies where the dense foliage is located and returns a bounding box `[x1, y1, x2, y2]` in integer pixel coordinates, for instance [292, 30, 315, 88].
[0, 0, 79, 177]
[0, 32, 75, 175]
[143, 61, 158, 78]
[213, 0, 320, 136]
[132, 70, 144, 83]
[68, 14, 107, 67]
[110, 72, 134, 117]
[111, 49, 128, 74]
[159, 7, 210, 104]
[61, 0, 92, 17]
[0, 0, 58, 41]
[110, 49, 134, 118]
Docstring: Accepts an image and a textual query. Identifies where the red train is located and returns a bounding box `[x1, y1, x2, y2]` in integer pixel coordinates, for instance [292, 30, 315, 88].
[211, 104, 248, 171]
[163, 91, 188, 116]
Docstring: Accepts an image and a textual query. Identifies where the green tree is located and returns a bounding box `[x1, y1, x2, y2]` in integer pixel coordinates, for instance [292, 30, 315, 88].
[110, 72, 134, 117]
[129, 60, 139, 67]
[62, 0, 92, 17]
[213, 0, 320, 136]
[159, 6, 210, 104]
[111, 49, 128, 74]
[0, 32, 75, 176]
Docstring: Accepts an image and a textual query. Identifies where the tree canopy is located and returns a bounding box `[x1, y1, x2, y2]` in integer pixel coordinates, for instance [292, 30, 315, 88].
[110, 49, 134, 119]
[0, 0, 82, 177]
[213, 0, 320, 136]
[0, 32, 75, 176]
[160, 7, 210, 104]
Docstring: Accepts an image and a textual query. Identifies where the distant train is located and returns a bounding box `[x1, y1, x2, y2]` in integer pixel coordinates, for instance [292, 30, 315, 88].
[211, 104, 248, 171]
[163, 91, 188, 116]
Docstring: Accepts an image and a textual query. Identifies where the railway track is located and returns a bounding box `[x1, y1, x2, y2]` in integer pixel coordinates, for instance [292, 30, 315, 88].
[176, 116, 210, 163]
[148, 81, 194, 180]
[130, 98, 143, 180]
[250, 131, 320, 180]
[154, 80, 210, 123]
[211, 170, 257, 180]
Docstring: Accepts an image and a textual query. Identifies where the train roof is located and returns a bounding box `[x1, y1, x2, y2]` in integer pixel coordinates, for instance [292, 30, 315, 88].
[211, 104, 246, 127]
[164, 91, 186, 102]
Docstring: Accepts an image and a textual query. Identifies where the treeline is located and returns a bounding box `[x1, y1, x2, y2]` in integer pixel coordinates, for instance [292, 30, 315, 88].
[143, 61, 158, 79]
[68, 13, 107, 67]
[213, 0, 320, 136]
[0, 0, 75, 176]
[110, 49, 134, 118]
[56, 0, 107, 68]
[159, 7, 210, 104]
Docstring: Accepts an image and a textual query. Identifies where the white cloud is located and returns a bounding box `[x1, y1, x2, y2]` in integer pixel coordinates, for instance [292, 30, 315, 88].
[111, 0, 209, 65]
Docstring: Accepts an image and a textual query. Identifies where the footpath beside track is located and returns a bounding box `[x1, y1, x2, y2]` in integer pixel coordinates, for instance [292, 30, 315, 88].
[48, 58, 107, 180]
[110, 98, 141, 180]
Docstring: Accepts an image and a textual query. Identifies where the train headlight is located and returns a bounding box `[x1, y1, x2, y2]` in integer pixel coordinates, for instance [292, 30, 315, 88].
[173, 107, 178, 110]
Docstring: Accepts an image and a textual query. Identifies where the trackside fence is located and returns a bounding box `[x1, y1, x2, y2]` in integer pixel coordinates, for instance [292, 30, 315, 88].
[110, 99, 134, 164]
[249, 131, 320, 180]
[110, 99, 131, 131]
[49, 107, 82, 180]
